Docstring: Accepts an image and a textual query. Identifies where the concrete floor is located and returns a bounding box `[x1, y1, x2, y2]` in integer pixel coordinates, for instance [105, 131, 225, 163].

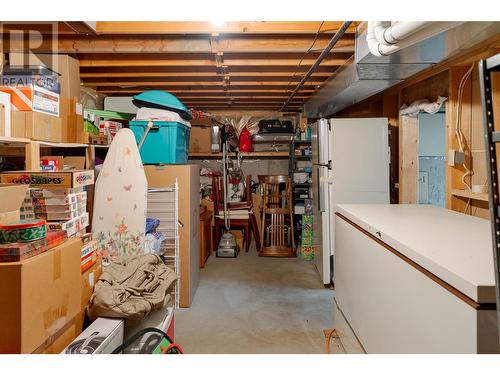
[175, 246, 335, 354]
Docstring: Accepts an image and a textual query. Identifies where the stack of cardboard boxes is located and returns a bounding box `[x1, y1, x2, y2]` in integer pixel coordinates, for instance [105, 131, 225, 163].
[0, 183, 102, 353]
[1, 170, 94, 239]
[0, 54, 83, 143]
[0, 182, 103, 353]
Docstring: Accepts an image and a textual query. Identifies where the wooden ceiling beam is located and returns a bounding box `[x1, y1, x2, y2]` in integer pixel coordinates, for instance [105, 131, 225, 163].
[176, 94, 309, 102]
[80, 71, 334, 78]
[97, 88, 316, 94]
[80, 65, 337, 74]
[95, 21, 358, 35]
[83, 80, 325, 87]
[78, 56, 349, 67]
[2, 33, 354, 54]
[94, 91, 312, 98]
[95, 85, 317, 91]
[184, 102, 304, 107]
[181, 99, 304, 103]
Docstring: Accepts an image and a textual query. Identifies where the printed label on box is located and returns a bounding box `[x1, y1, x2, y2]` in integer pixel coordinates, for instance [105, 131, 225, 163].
[32, 86, 60, 117]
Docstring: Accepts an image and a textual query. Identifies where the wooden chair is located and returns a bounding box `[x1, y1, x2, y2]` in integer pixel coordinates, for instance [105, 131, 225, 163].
[258, 175, 296, 257]
[212, 175, 261, 253]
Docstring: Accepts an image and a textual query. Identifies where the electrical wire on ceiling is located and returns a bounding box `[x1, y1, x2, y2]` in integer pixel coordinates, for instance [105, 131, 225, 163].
[281, 21, 325, 109]
[288, 21, 325, 82]
[281, 21, 352, 111]
[258, 20, 323, 113]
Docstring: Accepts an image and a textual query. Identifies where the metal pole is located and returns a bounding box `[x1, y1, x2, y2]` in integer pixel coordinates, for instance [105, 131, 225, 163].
[281, 21, 353, 112]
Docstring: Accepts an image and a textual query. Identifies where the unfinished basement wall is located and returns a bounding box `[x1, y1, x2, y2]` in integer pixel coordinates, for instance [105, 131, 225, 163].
[328, 35, 500, 220]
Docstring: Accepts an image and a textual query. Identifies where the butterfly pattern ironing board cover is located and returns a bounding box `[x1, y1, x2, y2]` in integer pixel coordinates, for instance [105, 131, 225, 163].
[92, 128, 147, 262]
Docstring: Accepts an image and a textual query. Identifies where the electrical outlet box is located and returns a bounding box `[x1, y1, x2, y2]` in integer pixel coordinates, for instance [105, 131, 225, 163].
[448, 150, 465, 166]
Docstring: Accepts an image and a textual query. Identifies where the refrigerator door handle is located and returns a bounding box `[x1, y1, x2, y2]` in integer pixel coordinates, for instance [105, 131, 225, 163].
[313, 160, 332, 169]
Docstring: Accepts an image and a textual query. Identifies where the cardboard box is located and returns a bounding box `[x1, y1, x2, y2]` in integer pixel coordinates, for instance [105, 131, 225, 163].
[80, 240, 97, 272]
[62, 318, 124, 354]
[34, 205, 86, 221]
[9, 54, 81, 142]
[0, 86, 60, 117]
[38, 155, 86, 171]
[46, 212, 89, 238]
[60, 98, 83, 143]
[0, 230, 67, 263]
[26, 111, 62, 142]
[0, 92, 11, 137]
[81, 256, 102, 311]
[1, 170, 95, 189]
[30, 191, 87, 205]
[32, 311, 85, 354]
[11, 111, 62, 142]
[64, 156, 86, 170]
[9, 54, 80, 102]
[0, 238, 82, 353]
[11, 111, 27, 138]
[189, 125, 212, 153]
[191, 118, 213, 126]
[145, 165, 200, 308]
[40, 156, 64, 171]
[0, 184, 29, 224]
[29, 187, 84, 198]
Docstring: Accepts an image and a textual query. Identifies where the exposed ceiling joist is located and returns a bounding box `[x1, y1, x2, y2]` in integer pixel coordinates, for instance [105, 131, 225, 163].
[1, 34, 354, 54]
[64, 22, 97, 35]
[2, 20, 357, 111]
[82, 80, 325, 87]
[78, 55, 350, 67]
[80, 65, 338, 74]
[80, 71, 334, 78]
[95, 21, 358, 35]
[98, 89, 316, 94]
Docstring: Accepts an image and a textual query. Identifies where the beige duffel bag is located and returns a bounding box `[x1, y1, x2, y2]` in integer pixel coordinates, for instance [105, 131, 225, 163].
[87, 254, 177, 323]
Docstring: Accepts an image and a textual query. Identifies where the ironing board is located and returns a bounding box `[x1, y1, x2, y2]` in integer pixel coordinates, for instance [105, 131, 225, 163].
[92, 128, 147, 262]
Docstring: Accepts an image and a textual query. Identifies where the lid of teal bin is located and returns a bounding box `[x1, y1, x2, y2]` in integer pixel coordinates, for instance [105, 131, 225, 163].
[133, 90, 192, 121]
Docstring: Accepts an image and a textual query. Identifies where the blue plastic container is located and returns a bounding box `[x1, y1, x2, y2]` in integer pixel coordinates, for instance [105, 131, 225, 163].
[129, 120, 190, 164]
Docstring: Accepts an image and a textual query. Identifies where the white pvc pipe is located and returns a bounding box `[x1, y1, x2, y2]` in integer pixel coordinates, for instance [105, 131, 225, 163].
[366, 21, 461, 57]
[374, 21, 428, 45]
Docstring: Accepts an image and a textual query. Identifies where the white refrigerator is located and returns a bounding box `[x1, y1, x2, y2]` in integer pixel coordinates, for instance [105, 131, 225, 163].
[312, 118, 390, 285]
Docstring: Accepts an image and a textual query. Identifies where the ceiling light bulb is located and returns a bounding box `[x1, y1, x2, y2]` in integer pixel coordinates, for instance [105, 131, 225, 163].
[211, 20, 226, 27]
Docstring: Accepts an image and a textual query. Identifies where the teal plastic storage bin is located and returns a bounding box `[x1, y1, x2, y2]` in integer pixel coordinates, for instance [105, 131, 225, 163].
[129, 121, 190, 164]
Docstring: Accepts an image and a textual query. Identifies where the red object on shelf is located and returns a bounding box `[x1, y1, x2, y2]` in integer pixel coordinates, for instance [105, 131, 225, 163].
[239, 127, 252, 152]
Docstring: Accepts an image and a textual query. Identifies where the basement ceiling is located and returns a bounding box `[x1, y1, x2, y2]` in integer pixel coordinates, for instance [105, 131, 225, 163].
[1, 21, 358, 112]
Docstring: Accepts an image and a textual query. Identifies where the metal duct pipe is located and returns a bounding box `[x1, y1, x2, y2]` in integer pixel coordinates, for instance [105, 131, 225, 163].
[280, 21, 352, 111]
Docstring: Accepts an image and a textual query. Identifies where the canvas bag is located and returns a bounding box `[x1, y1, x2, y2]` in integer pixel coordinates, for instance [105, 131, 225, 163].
[87, 254, 177, 323]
